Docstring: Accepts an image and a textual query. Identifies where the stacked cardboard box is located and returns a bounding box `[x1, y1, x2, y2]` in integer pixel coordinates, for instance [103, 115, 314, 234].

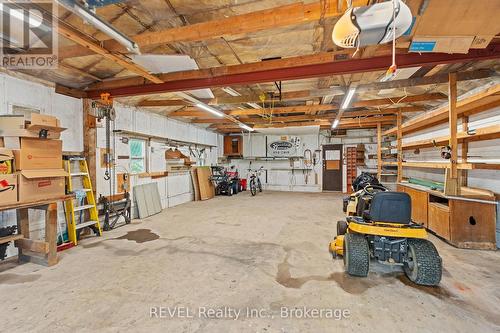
[0, 114, 67, 204]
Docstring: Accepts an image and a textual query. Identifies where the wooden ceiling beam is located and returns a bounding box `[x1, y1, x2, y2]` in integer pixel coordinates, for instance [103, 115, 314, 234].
[86, 47, 499, 98]
[86, 50, 359, 91]
[57, 22, 162, 84]
[59, 1, 365, 60]
[135, 92, 443, 108]
[352, 93, 446, 107]
[169, 103, 424, 118]
[137, 99, 191, 107]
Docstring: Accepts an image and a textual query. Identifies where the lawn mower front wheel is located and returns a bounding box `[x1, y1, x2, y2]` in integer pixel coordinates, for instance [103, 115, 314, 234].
[337, 220, 348, 236]
[343, 233, 370, 277]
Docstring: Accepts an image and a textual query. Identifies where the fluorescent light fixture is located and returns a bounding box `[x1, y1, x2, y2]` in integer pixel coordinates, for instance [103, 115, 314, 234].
[321, 95, 335, 105]
[195, 103, 225, 117]
[246, 103, 262, 109]
[332, 119, 339, 129]
[57, 0, 140, 54]
[341, 88, 356, 110]
[222, 87, 241, 97]
[239, 123, 254, 132]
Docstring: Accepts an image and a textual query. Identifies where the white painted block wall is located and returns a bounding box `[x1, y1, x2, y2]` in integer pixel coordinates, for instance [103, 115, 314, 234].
[0, 73, 222, 259]
[95, 102, 222, 216]
[0, 73, 82, 258]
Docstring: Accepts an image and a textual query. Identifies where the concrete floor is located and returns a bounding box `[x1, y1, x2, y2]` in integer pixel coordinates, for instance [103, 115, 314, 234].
[1, 191, 499, 333]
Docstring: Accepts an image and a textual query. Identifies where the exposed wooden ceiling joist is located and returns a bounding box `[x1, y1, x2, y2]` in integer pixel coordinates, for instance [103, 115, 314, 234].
[57, 22, 162, 84]
[59, 0, 366, 60]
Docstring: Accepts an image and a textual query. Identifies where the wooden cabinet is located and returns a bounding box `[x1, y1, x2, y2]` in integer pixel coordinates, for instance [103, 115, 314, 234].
[428, 202, 450, 240]
[223, 136, 243, 156]
[398, 185, 429, 227]
[398, 183, 497, 250]
[449, 200, 496, 249]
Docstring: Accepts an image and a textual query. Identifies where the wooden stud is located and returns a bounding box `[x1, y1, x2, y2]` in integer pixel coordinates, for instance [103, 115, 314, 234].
[83, 99, 97, 192]
[461, 116, 469, 187]
[449, 72, 458, 179]
[396, 109, 403, 183]
[377, 123, 382, 179]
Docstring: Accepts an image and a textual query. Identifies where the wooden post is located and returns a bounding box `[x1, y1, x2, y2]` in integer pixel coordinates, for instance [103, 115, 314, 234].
[445, 72, 459, 195]
[45, 203, 58, 266]
[16, 208, 29, 260]
[377, 123, 382, 179]
[461, 116, 469, 187]
[396, 109, 403, 183]
[83, 98, 97, 192]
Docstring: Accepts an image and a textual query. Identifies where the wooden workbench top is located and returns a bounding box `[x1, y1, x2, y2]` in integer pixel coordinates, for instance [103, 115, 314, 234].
[0, 194, 75, 212]
[398, 182, 497, 204]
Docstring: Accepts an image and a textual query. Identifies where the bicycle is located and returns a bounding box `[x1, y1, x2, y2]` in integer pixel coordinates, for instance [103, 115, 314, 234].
[248, 166, 264, 196]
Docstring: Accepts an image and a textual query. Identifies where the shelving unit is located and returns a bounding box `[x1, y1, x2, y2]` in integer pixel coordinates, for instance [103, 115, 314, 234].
[376, 77, 500, 249]
[377, 80, 500, 193]
[346, 147, 357, 193]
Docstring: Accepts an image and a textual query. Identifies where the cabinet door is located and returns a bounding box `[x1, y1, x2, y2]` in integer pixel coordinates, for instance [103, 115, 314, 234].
[223, 136, 242, 156]
[405, 187, 429, 227]
[428, 203, 450, 240]
[449, 200, 496, 247]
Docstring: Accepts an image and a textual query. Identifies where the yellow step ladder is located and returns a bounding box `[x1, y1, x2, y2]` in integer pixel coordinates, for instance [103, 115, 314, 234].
[64, 157, 102, 245]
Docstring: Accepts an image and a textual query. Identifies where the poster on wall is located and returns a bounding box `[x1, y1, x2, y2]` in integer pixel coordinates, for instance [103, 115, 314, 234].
[266, 136, 302, 157]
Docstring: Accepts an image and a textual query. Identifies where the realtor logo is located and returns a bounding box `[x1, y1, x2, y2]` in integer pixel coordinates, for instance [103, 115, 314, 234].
[0, 0, 58, 69]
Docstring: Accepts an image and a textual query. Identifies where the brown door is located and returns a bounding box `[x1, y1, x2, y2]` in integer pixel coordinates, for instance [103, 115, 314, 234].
[322, 144, 343, 191]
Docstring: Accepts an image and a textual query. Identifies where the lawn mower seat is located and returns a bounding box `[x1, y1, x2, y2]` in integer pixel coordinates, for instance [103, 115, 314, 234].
[364, 192, 411, 224]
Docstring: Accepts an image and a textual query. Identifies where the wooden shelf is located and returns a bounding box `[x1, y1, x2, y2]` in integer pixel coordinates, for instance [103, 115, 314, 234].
[383, 84, 500, 136]
[383, 161, 500, 170]
[403, 124, 500, 150]
[0, 234, 23, 245]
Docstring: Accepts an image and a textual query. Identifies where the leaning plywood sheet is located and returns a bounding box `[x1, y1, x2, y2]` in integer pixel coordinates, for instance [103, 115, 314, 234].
[190, 167, 201, 201]
[196, 166, 215, 201]
[133, 183, 162, 219]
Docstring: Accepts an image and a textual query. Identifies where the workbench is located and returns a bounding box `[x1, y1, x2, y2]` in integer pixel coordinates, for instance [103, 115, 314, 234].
[0, 194, 74, 266]
[397, 182, 497, 250]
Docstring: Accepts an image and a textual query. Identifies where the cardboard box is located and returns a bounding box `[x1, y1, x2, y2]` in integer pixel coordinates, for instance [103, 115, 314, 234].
[0, 114, 65, 139]
[410, 36, 474, 54]
[0, 173, 17, 205]
[471, 36, 495, 49]
[13, 138, 62, 170]
[0, 129, 62, 140]
[0, 115, 25, 130]
[0, 149, 14, 174]
[0, 137, 4, 147]
[30, 113, 60, 128]
[414, 0, 500, 37]
[18, 169, 67, 202]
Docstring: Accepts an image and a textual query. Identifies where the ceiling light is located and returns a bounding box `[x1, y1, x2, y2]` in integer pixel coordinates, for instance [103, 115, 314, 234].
[332, 119, 339, 129]
[239, 123, 254, 132]
[222, 87, 241, 97]
[321, 95, 335, 104]
[246, 103, 262, 109]
[57, 0, 140, 54]
[341, 88, 356, 110]
[195, 103, 225, 117]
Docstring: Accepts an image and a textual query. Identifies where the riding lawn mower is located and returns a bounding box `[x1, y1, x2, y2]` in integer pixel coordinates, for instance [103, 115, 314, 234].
[330, 173, 442, 286]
